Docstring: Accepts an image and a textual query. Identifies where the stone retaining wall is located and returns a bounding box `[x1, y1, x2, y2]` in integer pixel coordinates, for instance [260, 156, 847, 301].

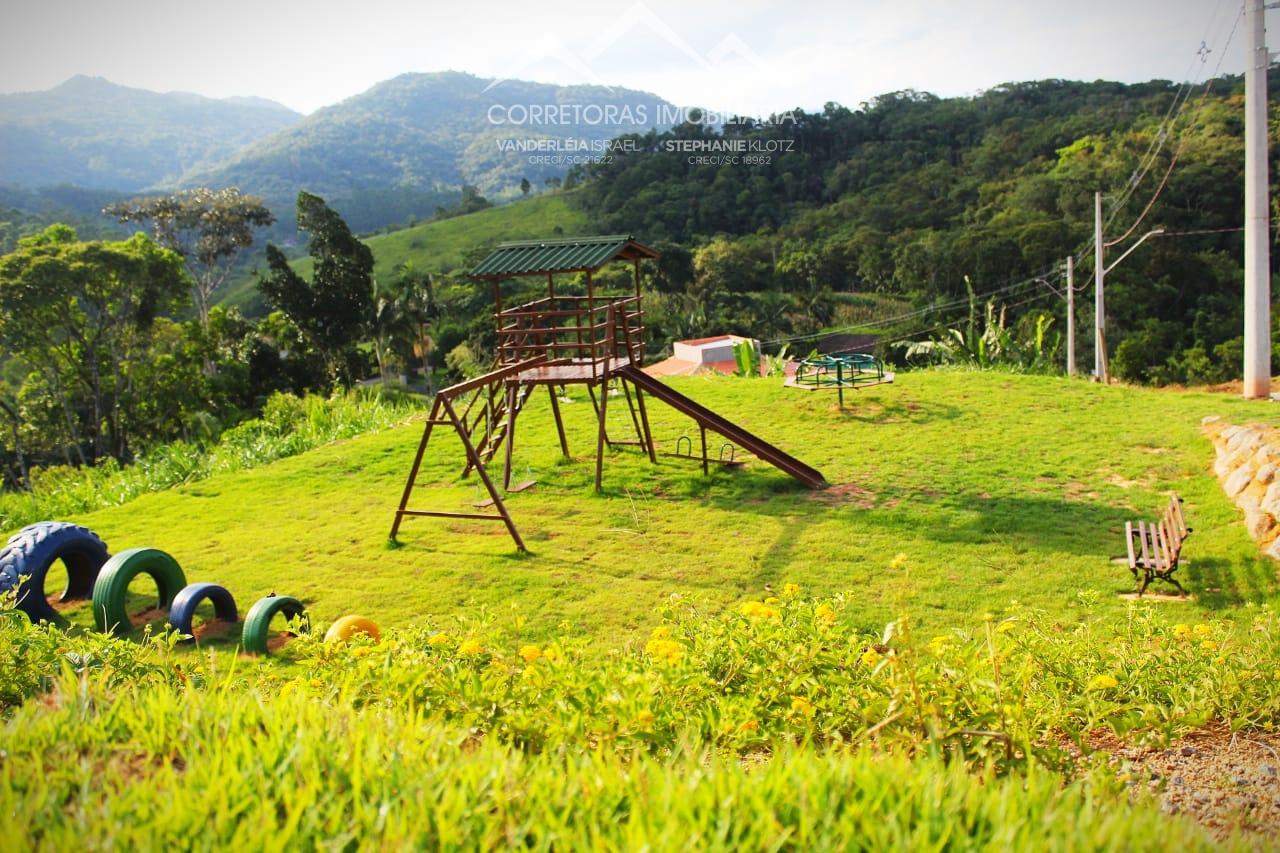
[1204, 417, 1280, 559]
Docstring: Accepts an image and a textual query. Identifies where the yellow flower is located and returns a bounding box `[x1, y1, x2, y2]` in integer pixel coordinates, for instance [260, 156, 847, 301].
[1087, 674, 1119, 691]
[996, 621, 1016, 635]
[649, 626, 671, 640]
[634, 709, 655, 729]
[519, 645, 542, 664]
[350, 646, 372, 658]
[926, 635, 951, 655]
[782, 583, 800, 598]
[1201, 640, 1219, 652]
[427, 632, 450, 647]
[1193, 623, 1213, 638]
[815, 603, 837, 625]
[790, 696, 815, 718]
[644, 638, 684, 664]
[1173, 624, 1191, 640]
[738, 719, 759, 732]
[890, 553, 909, 570]
[309, 678, 325, 689]
[543, 647, 560, 662]
[764, 596, 780, 606]
[860, 648, 882, 668]
[458, 639, 484, 656]
[739, 601, 781, 621]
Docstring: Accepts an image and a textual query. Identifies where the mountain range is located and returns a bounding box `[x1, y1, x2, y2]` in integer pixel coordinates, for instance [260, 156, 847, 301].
[0, 75, 300, 191]
[0, 72, 675, 232]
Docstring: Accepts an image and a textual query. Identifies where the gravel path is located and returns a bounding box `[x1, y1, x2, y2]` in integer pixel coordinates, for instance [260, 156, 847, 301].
[1103, 726, 1280, 840]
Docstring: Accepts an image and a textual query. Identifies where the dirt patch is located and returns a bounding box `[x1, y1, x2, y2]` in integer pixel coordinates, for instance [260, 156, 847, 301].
[1107, 473, 1156, 489]
[50, 596, 84, 613]
[266, 633, 295, 653]
[1064, 481, 1101, 501]
[1098, 725, 1280, 839]
[812, 483, 877, 509]
[190, 619, 237, 642]
[131, 606, 168, 625]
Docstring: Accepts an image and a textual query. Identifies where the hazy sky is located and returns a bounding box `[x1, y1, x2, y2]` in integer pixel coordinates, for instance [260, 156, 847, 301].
[0, 0, 1262, 115]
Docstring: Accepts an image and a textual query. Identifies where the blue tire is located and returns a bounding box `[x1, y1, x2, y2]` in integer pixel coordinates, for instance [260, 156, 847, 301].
[0, 521, 109, 623]
[169, 582, 238, 640]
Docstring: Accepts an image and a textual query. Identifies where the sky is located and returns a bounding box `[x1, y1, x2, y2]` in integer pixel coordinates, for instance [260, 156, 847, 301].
[0, 0, 1263, 116]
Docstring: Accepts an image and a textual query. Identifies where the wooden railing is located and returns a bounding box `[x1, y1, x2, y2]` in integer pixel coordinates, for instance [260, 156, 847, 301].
[495, 296, 644, 379]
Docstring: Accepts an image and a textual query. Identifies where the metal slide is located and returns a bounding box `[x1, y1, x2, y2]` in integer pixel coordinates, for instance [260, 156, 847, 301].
[617, 365, 827, 489]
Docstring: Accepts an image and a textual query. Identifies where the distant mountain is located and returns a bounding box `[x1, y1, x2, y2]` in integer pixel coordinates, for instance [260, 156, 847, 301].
[0, 76, 301, 191]
[183, 71, 677, 204]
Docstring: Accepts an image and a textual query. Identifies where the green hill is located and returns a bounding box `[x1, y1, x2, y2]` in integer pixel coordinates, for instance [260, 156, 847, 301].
[185, 71, 674, 213]
[223, 192, 589, 311]
[0, 76, 300, 191]
[22, 370, 1279, 640]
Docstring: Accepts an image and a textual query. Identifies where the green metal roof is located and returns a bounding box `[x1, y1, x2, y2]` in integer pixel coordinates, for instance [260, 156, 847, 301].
[470, 234, 659, 278]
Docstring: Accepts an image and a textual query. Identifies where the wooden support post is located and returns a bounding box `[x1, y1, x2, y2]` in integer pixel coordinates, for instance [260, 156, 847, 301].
[699, 425, 709, 475]
[548, 384, 570, 457]
[441, 396, 526, 552]
[390, 396, 443, 540]
[594, 376, 610, 492]
[633, 384, 656, 463]
[502, 381, 518, 489]
[621, 378, 646, 451]
[586, 270, 596, 378]
[586, 384, 611, 447]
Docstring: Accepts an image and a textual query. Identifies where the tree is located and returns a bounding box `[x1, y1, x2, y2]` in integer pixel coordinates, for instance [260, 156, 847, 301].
[0, 225, 189, 463]
[258, 193, 374, 387]
[104, 188, 274, 327]
[520, 177, 531, 196]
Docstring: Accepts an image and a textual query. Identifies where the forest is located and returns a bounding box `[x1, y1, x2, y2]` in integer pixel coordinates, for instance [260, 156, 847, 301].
[0, 71, 1276, 492]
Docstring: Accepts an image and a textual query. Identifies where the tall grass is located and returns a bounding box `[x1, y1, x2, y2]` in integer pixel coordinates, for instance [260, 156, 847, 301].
[0, 590, 1260, 849]
[0, 389, 423, 531]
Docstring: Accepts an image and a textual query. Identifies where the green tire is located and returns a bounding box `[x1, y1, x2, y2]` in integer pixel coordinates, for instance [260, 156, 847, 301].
[242, 595, 309, 655]
[92, 547, 188, 637]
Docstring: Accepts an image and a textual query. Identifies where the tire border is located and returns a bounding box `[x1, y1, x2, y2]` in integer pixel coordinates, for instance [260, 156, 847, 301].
[169, 582, 238, 641]
[91, 547, 188, 636]
[241, 595, 309, 655]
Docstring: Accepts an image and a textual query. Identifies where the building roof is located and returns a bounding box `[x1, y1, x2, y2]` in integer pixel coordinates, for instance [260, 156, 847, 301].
[470, 234, 660, 279]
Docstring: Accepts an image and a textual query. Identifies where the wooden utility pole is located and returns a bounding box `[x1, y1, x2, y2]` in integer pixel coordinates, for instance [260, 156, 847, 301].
[1066, 255, 1076, 376]
[1244, 0, 1272, 399]
[1094, 192, 1107, 382]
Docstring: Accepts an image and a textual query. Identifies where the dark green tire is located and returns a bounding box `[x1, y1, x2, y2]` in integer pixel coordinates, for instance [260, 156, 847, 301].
[242, 595, 309, 655]
[92, 547, 188, 636]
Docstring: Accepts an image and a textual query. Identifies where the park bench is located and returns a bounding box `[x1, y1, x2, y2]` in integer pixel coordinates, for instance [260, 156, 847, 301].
[1124, 494, 1190, 596]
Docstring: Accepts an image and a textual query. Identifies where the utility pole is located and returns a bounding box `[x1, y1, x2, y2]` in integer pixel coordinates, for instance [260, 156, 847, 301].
[1244, 0, 1272, 399]
[1066, 255, 1076, 376]
[1095, 192, 1106, 382]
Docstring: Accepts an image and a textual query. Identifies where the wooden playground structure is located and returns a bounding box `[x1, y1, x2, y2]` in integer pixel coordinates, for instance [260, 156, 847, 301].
[390, 235, 826, 551]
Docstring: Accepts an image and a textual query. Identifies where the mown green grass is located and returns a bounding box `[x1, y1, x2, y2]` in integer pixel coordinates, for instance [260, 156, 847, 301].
[222, 193, 588, 310]
[16, 369, 1279, 647]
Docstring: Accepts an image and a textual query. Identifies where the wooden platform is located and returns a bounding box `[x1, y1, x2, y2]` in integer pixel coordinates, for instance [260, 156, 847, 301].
[514, 358, 631, 385]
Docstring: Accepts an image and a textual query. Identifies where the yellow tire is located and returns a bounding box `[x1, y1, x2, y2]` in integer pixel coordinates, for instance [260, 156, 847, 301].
[324, 614, 380, 644]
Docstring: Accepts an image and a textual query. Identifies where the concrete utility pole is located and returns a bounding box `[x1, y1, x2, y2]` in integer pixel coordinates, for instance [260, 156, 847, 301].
[1066, 255, 1076, 376]
[1095, 192, 1106, 381]
[1244, 0, 1272, 399]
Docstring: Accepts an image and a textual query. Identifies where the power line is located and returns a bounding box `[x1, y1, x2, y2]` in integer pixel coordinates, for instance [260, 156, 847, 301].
[1102, 0, 1232, 228]
[1104, 4, 1243, 248]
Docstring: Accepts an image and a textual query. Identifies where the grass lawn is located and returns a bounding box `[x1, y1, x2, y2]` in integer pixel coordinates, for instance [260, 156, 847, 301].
[23, 369, 1280, 647]
[221, 192, 588, 311]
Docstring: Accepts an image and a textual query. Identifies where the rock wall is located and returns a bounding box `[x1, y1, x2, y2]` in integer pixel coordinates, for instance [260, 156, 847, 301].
[1204, 417, 1280, 558]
